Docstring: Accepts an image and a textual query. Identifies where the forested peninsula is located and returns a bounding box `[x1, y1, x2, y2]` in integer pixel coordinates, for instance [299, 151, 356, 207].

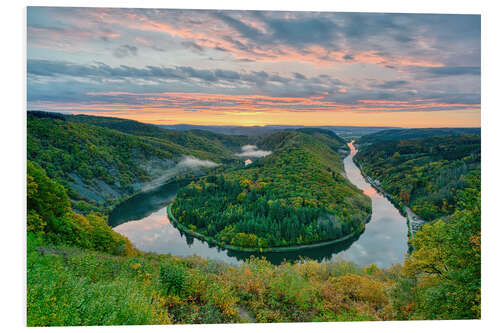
[171, 130, 371, 250]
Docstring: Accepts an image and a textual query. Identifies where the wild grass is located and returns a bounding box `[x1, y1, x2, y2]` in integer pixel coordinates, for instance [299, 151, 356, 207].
[27, 233, 397, 326]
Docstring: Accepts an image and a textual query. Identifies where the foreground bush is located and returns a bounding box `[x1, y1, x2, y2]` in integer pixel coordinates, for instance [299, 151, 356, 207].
[27, 161, 136, 256]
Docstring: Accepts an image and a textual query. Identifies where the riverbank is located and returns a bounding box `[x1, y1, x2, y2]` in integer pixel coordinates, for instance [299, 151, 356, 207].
[167, 203, 370, 253]
[353, 158, 413, 238]
[351, 147, 426, 240]
[106, 176, 197, 226]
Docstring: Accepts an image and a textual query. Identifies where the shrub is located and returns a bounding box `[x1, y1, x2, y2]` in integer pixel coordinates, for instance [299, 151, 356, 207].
[159, 263, 188, 296]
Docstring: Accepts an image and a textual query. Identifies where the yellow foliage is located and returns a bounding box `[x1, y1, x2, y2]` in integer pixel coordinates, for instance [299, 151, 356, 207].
[239, 179, 252, 189]
[331, 274, 388, 309]
[130, 263, 141, 270]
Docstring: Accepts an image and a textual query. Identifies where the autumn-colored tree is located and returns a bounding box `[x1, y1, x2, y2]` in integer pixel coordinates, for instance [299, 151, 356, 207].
[399, 185, 480, 319]
[400, 190, 411, 205]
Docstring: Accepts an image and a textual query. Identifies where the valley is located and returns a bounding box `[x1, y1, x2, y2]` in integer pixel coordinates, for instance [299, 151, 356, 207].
[26, 113, 481, 324]
[111, 141, 408, 267]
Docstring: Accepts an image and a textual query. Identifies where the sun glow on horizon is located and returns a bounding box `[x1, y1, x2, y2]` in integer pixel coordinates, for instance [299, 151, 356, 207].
[27, 8, 480, 129]
[27, 107, 481, 128]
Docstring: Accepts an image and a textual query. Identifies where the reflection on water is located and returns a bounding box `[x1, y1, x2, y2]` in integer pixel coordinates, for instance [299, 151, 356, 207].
[109, 179, 192, 227]
[112, 142, 408, 268]
[114, 209, 242, 265]
[335, 141, 409, 267]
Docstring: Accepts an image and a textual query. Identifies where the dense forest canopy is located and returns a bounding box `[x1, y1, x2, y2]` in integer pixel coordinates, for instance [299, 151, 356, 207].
[355, 134, 480, 220]
[27, 112, 249, 213]
[66, 114, 254, 154]
[398, 182, 481, 319]
[172, 130, 371, 249]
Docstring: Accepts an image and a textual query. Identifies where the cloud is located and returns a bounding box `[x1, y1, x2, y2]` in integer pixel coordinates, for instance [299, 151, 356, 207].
[210, 12, 338, 52]
[201, 11, 478, 66]
[26, 9, 480, 120]
[27, 59, 345, 101]
[181, 40, 204, 52]
[177, 66, 217, 82]
[27, 59, 294, 85]
[176, 156, 218, 169]
[342, 13, 406, 40]
[27, 8, 480, 68]
[137, 155, 217, 192]
[372, 80, 409, 89]
[113, 44, 138, 58]
[235, 145, 272, 158]
[214, 69, 241, 81]
[293, 72, 306, 80]
[265, 16, 339, 46]
[212, 11, 264, 42]
[422, 66, 481, 77]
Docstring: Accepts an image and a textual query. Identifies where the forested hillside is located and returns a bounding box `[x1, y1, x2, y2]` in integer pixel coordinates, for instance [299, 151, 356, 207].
[354, 134, 480, 220]
[27, 160, 136, 255]
[27, 112, 247, 214]
[66, 114, 253, 155]
[171, 130, 371, 249]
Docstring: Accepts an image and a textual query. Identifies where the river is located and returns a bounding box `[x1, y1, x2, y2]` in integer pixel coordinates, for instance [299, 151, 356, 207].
[111, 142, 408, 268]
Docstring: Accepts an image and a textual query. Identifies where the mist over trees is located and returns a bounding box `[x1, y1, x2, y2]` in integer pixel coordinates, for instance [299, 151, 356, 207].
[172, 130, 371, 249]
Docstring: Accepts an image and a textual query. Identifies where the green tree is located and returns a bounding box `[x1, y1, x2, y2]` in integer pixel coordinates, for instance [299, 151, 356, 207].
[399, 186, 480, 319]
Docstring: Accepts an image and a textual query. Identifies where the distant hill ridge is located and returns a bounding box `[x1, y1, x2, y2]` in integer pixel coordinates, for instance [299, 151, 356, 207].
[158, 123, 400, 138]
[358, 128, 481, 144]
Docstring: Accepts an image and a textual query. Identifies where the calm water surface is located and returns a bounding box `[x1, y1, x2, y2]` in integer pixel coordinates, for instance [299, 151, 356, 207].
[112, 143, 408, 267]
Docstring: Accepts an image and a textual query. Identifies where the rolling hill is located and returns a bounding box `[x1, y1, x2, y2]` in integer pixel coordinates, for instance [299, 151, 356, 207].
[171, 129, 371, 250]
[27, 112, 253, 213]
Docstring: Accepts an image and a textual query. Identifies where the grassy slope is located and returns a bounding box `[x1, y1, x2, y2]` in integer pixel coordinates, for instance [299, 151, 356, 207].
[28, 236, 395, 326]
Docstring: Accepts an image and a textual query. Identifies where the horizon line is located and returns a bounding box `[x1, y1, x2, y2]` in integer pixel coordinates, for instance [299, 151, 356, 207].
[27, 110, 481, 129]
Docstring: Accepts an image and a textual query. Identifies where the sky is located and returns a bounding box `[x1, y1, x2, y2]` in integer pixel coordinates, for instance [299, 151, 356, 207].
[27, 7, 481, 127]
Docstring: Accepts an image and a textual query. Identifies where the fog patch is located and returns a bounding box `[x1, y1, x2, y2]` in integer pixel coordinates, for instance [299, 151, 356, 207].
[137, 156, 218, 193]
[235, 145, 272, 158]
[177, 156, 219, 169]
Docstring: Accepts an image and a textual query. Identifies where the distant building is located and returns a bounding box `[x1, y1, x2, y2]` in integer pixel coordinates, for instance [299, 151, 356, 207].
[245, 159, 252, 166]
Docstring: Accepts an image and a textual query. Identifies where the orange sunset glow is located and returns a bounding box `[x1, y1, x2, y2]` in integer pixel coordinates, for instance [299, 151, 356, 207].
[27, 8, 480, 128]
